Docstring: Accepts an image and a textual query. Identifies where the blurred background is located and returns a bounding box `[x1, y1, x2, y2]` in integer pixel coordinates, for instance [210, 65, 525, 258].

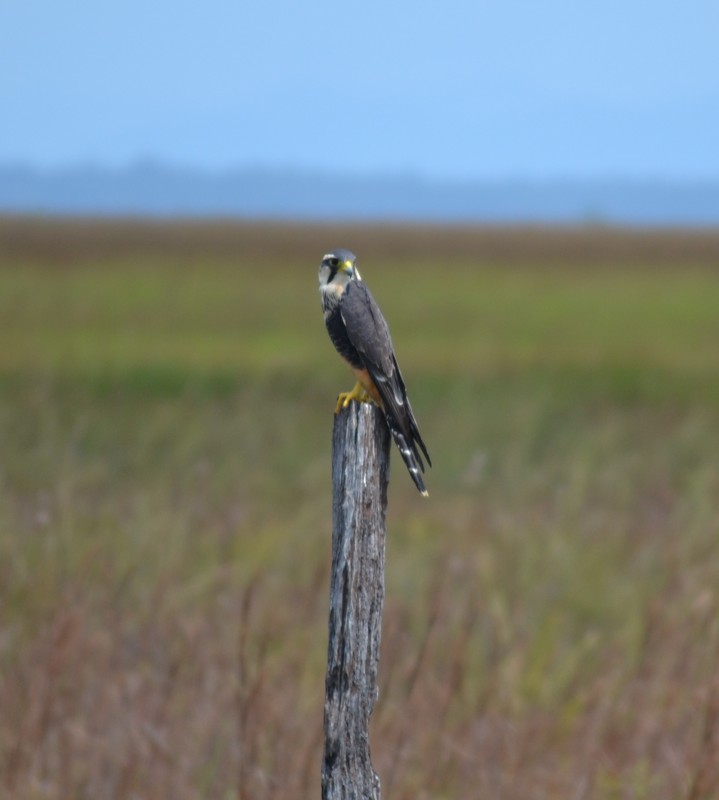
[2, 0, 719, 220]
[2, 2, 719, 799]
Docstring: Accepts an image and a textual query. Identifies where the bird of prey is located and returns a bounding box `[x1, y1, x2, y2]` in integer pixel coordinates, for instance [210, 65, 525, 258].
[318, 248, 431, 496]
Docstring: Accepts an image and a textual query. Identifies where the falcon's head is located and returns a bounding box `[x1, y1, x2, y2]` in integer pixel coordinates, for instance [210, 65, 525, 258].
[318, 248, 361, 298]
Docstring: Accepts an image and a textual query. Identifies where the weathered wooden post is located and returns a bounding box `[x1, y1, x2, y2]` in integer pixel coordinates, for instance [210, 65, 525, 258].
[322, 401, 391, 800]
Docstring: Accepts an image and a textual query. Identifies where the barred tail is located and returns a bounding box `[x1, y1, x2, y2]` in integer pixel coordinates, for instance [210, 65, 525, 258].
[385, 413, 429, 497]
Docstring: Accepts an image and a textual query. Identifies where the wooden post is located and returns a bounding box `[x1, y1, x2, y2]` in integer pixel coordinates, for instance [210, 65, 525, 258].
[322, 402, 390, 800]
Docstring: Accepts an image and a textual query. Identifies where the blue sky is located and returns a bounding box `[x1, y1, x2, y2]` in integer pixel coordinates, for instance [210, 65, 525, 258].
[1, 0, 718, 179]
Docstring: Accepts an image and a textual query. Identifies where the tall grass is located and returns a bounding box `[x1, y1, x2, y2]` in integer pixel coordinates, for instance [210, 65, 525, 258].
[1, 219, 718, 799]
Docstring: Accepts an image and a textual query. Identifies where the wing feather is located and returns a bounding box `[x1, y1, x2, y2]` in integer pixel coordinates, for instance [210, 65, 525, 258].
[340, 282, 431, 472]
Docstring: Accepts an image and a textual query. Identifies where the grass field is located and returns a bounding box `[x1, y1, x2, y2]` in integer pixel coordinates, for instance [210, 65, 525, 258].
[1, 218, 719, 799]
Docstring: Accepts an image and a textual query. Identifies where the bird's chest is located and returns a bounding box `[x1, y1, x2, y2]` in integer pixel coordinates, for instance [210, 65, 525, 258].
[324, 302, 363, 369]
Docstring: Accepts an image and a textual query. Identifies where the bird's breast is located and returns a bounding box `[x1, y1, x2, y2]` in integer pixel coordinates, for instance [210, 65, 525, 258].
[324, 302, 363, 370]
[320, 282, 345, 313]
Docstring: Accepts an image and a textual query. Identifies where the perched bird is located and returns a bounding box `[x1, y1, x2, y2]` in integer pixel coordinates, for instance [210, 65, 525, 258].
[318, 248, 431, 496]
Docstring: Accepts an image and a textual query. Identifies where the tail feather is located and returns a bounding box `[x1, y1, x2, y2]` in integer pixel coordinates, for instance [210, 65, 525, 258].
[385, 413, 429, 496]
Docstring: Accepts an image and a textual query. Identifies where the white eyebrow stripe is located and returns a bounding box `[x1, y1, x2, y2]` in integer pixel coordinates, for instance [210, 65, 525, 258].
[323, 253, 335, 261]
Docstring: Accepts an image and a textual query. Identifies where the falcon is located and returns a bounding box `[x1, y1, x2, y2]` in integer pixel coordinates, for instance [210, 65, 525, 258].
[318, 248, 431, 496]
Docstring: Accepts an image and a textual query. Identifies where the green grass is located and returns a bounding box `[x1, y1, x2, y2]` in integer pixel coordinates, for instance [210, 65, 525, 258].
[1, 220, 719, 799]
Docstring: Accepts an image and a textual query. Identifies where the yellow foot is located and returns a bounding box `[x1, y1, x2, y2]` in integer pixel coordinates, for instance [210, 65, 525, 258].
[335, 381, 371, 414]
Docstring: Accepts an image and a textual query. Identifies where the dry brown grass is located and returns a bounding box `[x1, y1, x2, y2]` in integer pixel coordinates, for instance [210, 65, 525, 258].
[2, 215, 719, 268]
[3, 549, 718, 799]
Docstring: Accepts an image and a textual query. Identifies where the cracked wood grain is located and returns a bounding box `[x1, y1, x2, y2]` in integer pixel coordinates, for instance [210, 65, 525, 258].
[322, 402, 390, 800]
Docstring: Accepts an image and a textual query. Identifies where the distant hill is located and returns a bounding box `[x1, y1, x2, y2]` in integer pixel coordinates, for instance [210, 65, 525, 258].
[1, 163, 718, 224]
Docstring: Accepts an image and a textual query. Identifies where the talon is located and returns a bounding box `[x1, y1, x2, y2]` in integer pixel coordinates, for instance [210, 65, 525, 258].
[334, 382, 371, 414]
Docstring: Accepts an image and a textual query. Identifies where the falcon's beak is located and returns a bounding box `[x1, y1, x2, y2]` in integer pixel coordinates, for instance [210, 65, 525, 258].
[342, 260, 354, 275]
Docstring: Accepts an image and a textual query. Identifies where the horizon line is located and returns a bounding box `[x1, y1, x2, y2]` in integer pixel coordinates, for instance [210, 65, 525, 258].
[2, 159, 719, 186]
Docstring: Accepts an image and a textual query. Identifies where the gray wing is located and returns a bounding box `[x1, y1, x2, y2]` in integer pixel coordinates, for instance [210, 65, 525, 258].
[340, 281, 431, 471]
[341, 281, 395, 385]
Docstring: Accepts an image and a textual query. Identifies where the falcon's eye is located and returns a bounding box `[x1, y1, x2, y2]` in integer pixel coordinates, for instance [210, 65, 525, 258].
[327, 258, 339, 267]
